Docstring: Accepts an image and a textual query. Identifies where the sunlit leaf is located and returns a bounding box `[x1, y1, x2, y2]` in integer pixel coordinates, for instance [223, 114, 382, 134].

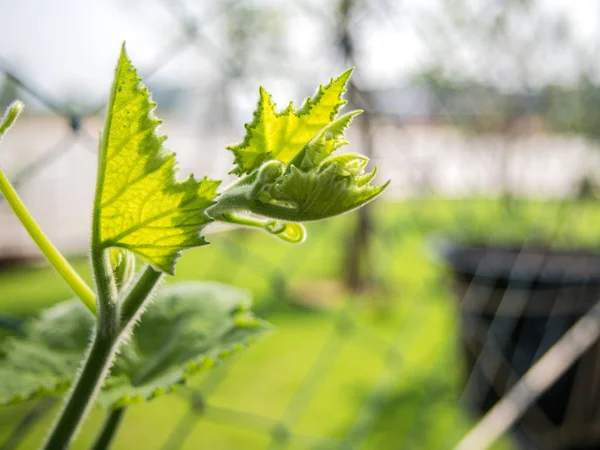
[94, 46, 220, 274]
[217, 69, 388, 227]
[228, 69, 353, 175]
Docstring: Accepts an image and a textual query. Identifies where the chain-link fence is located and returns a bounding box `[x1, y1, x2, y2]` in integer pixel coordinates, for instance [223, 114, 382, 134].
[2, 1, 600, 449]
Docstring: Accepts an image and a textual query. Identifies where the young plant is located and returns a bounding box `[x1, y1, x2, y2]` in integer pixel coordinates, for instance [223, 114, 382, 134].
[0, 44, 387, 450]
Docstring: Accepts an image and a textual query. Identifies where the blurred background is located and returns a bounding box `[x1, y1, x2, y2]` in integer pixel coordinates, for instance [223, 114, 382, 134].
[2, 0, 600, 449]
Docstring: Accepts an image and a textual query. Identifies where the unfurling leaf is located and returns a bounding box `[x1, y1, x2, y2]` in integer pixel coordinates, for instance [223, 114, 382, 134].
[109, 248, 135, 291]
[0, 283, 271, 408]
[252, 112, 389, 221]
[94, 46, 220, 274]
[217, 69, 388, 229]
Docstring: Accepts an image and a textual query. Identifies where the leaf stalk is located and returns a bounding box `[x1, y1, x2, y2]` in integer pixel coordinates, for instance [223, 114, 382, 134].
[42, 264, 162, 449]
[42, 333, 117, 450]
[119, 265, 163, 327]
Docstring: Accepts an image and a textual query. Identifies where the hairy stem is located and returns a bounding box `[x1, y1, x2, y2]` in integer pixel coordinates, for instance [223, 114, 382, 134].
[42, 263, 163, 449]
[42, 334, 118, 450]
[43, 244, 130, 449]
[91, 249, 118, 338]
[120, 265, 163, 327]
[219, 212, 306, 244]
[0, 170, 96, 313]
[207, 189, 306, 244]
[207, 188, 302, 223]
[89, 408, 127, 450]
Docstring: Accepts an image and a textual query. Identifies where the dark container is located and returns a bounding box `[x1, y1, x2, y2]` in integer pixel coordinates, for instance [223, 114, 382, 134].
[440, 242, 600, 450]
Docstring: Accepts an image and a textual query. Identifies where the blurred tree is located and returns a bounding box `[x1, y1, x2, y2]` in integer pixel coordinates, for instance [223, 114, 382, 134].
[541, 79, 600, 141]
[335, 0, 376, 292]
[539, 78, 600, 198]
[415, 0, 575, 198]
[153, 0, 290, 130]
[209, 1, 288, 127]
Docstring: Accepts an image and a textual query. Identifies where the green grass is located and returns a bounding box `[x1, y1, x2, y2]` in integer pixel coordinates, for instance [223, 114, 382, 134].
[2, 197, 600, 449]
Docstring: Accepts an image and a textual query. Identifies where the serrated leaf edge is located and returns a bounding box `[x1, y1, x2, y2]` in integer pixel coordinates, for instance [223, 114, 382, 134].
[102, 317, 273, 409]
[94, 45, 221, 275]
[0, 318, 272, 408]
[227, 69, 354, 176]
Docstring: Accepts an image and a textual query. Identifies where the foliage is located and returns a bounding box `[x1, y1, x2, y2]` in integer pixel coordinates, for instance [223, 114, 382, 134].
[0, 283, 270, 408]
[540, 80, 600, 141]
[0, 199, 535, 449]
[94, 47, 220, 274]
[0, 43, 385, 449]
[212, 69, 387, 240]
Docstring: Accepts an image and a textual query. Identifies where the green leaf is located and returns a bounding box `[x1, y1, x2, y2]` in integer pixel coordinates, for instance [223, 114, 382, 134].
[265, 156, 389, 222]
[0, 283, 271, 408]
[94, 45, 220, 274]
[109, 248, 135, 291]
[214, 70, 388, 229]
[228, 69, 353, 175]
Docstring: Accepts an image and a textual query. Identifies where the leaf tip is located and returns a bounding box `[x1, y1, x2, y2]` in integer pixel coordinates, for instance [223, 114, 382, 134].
[372, 177, 391, 195]
[9, 99, 24, 115]
[338, 67, 355, 85]
[0, 100, 24, 138]
[118, 41, 130, 64]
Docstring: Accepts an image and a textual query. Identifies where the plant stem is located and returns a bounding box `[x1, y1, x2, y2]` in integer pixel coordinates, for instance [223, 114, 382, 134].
[42, 333, 118, 450]
[120, 265, 163, 327]
[220, 213, 306, 244]
[42, 248, 121, 449]
[91, 249, 118, 338]
[0, 169, 96, 314]
[208, 189, 301, 223]
[89, 408, 127, 450]
[42, 264, 163, 450]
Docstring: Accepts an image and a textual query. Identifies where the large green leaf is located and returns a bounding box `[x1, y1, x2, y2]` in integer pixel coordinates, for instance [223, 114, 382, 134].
[0, 283, 271, 408]
[95, 46, 220, 274]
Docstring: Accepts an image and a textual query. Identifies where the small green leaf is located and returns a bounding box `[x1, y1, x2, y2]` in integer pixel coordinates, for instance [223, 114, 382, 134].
[215, 69, 388, 227]
[94, 45, 220, 274]
[0, 283, 271, 408]
[109, 248, 135, 291]
[228, 69, 353, 175]
[258, 110, 388, 221]
[263, 156, 389, 222]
